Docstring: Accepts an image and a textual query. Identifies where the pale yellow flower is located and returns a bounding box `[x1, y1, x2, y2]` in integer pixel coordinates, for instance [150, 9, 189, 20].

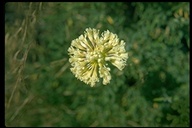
[68, 28, 128, 87]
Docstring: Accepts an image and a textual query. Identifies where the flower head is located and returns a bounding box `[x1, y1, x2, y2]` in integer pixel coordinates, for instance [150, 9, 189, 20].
[68, 28, 128, 87]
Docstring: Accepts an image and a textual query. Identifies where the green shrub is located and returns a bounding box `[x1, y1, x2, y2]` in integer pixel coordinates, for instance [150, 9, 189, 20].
[5, 2, 189, 127]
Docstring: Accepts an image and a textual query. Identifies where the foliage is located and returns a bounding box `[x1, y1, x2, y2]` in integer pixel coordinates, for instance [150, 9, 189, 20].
[5, 2, 189, 127]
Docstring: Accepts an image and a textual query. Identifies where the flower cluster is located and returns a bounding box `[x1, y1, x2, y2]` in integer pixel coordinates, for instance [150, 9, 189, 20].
[68, 28, 128, 87]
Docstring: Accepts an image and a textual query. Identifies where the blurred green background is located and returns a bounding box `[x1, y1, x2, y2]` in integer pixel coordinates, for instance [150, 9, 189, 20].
[5, 2, 189, 127]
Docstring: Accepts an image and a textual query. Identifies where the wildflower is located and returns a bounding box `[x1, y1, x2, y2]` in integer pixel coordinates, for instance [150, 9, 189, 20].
[68, 28, 128, 87]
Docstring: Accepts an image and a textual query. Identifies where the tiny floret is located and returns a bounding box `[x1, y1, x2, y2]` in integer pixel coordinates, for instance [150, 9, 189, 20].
[68, 28, 128, 87]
